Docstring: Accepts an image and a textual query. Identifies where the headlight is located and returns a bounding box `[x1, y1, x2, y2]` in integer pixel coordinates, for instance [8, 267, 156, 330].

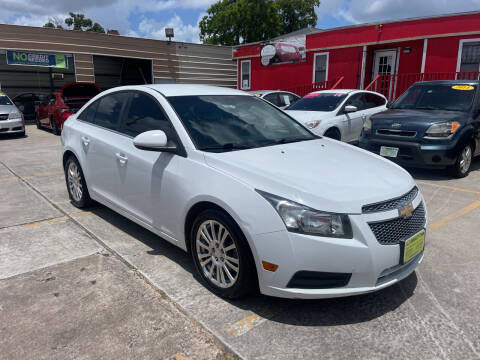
[256, 190, 353, 238]
[425, 121, 460, 138]
[305, 120, 321, 129]
[363, 117, 372, 132]
[9, 111, 22, 120]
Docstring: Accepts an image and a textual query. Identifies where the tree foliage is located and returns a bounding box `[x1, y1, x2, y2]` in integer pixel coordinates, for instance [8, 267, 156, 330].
[199, 0, 320, 45]
[43, 13, 105, 33]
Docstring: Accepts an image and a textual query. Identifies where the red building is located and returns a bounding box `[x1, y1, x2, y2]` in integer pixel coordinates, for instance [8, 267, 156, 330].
[233, 11, 480, 100]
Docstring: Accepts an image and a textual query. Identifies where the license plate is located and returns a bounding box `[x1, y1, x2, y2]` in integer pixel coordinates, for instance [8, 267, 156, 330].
[380, 146, 399, 158]
[400, 229, 425, 264]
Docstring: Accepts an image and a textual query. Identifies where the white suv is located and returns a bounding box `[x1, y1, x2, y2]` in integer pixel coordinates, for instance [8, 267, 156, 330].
[62, 84, 426, 299]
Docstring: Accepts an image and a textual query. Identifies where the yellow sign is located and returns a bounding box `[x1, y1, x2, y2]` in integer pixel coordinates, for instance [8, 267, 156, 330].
[452, 85, 474, 91]
[403, 230, 425, 263]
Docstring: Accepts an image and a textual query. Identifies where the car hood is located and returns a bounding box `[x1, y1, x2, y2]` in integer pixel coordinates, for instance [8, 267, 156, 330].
[204, 138, 415, 214]
[371, 109, 468, 132]
[0, 105, 17, 114]
[284, 110, 334, 123]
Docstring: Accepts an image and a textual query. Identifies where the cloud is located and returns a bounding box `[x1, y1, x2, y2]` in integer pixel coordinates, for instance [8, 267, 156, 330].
[138, 14, 201, 43]
[139, 0, 216, 11]
[317, 0, 480, 25]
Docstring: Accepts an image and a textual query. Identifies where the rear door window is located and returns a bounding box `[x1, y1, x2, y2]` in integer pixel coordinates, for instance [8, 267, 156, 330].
[94, 93, 129, 131]
[364, 93, 386, 108]
[263, 93, 282, 107]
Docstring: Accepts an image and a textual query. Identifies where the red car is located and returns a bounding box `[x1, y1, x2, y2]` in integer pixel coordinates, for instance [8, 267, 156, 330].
[35, 82, 101, 135]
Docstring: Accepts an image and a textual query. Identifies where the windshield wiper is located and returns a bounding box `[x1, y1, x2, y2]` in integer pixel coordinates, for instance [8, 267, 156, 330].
[273, 136, 313, 145]
[199, 143, 253, 151]
[416, 106, 441, 110]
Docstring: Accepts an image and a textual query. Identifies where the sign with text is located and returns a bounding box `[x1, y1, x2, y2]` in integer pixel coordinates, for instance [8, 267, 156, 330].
[6, 50, 67, 68]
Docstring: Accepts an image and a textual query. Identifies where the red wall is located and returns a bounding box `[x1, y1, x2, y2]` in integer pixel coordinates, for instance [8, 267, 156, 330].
[425, 34, 480, 73]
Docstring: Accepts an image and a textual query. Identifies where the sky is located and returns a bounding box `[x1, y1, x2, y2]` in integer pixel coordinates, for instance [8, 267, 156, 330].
[1, 0, 480, 43]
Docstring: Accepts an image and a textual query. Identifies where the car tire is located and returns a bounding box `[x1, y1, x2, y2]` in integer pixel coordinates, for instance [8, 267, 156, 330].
[51, 117, 60, 135]
[190, 209, 257, 299]
[324, 128, 341, 141]
[449, 143, 473, 178]
[64, 156, 92, 208]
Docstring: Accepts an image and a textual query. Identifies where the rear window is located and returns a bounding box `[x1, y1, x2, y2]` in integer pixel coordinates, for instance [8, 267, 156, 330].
[393, 84, 477, 112]
[287, 93, 347, 111]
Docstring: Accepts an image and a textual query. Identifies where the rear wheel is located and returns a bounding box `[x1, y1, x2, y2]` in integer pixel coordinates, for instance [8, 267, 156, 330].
[190, 209, 256, 299]
[449, 144, 473, 178]
[64, 156, 92, 208]
[324, 128, 341, 141]
[51, 117, 60, 135]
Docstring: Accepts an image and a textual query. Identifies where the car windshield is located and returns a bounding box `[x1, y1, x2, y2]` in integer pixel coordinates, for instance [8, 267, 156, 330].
[286, 93, 348, 111]
[392, 84, 477, 112]
[168, 95, 316, 152]
[0, 95, 13, 105]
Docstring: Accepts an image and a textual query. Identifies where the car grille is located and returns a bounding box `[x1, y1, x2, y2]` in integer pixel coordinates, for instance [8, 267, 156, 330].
[0, 114, 8, 121]
[368, 203, 426, 245]
[376, 129, 417, 137]
[362, 187, 418, 213]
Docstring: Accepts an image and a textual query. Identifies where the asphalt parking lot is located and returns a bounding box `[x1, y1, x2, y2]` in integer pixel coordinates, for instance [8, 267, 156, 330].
[1, 126, 480, 360]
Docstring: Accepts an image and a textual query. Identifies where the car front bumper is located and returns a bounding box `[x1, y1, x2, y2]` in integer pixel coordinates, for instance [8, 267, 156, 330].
[0, 119, 25, 134]
[253, 194, 426, 299]
[359, 136, 458, 168]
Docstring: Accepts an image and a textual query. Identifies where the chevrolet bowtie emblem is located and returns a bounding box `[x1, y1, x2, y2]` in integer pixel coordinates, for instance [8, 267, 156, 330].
[399, 204, 414, 218]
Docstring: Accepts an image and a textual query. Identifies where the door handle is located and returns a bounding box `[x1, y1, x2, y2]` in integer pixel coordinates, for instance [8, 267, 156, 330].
[115, 153, 128, 166]
[81, 136, 90, 147]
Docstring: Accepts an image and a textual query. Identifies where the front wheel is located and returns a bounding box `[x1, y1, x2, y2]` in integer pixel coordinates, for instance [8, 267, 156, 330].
[190, 209, 256, 299]
[64, 156, 92, 208]
[449, 144, 473, 178]
[324, 128, 341, 141]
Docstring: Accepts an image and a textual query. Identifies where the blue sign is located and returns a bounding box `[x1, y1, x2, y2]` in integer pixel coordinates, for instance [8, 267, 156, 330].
[6, 50, 67, 68]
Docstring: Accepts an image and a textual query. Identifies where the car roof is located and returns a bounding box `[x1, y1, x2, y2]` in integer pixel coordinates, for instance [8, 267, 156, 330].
[248, 90, 297, 95]
[415, 80, 480, 85]
[306, 89, 386, 97]
[142, 84, 249, 97]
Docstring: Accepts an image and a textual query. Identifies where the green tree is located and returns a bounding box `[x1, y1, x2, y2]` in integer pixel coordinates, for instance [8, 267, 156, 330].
[199, 0, 320, 45]
[277, 0, 320, 34]
[43, 17, 64, 29]
[43, 13, 105, 33]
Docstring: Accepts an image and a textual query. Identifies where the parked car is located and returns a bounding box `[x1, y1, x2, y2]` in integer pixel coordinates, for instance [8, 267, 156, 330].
[12, 92, 48, 121]
[36, 82, 101, 135]
[0, 92, 25, 136]
[62, 84, 426, 299]
[250, 90, 300, 109]
[284, 90, 387, 143]
[360, 80, 480, 178]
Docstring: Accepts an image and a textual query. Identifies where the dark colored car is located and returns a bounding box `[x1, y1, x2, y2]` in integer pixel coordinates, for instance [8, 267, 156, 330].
[12, 93, 48, 121]
[359, 80, 480, 178]
[36, 82, 101, 135]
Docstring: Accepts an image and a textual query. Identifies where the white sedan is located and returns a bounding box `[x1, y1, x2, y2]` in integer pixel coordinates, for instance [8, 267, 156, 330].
[284, 89, 387, 143]
[62, 84, 426, 299]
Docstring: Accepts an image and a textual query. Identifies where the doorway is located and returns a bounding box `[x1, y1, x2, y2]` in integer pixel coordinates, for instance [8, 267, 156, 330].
[372, 49, 398, 98]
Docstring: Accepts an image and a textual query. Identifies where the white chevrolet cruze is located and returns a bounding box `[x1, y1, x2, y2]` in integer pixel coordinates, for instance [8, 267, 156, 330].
[61, 84, 427, 299]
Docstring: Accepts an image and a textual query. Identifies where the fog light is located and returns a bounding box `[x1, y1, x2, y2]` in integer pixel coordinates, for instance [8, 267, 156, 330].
[262, 261, 279, 272]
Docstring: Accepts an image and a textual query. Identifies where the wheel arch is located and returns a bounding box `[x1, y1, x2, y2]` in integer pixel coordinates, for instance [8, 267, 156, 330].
[323, 126, 342, 140]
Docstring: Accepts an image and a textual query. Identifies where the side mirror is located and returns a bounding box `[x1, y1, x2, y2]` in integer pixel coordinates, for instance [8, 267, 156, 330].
[133, 130, 175, 152]
[344, 105, 358, 113]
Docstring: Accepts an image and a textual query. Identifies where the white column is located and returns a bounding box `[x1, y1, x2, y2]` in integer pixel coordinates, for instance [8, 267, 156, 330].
[360, 45, 367, 89]
[421, 39, 428, 74]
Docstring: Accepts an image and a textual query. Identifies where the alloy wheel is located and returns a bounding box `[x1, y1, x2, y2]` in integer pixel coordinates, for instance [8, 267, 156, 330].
[195, 220, 240, 288]
[459, 145, 472, 174]
[67, 161, 83, 202]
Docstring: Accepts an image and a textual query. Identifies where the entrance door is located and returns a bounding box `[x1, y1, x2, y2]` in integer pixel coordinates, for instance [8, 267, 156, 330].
[372, 49, 398, 98]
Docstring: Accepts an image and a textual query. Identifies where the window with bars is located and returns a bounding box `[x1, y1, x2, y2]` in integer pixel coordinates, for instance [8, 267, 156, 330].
[313, 53, 328, 83]
[240, 60, 251, 90]
[460, 41, 480, 73]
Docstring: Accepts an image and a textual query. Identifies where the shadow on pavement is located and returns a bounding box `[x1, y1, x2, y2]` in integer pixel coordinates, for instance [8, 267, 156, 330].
[88, 204, 417, 327]
[405, 158, 480, 181]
